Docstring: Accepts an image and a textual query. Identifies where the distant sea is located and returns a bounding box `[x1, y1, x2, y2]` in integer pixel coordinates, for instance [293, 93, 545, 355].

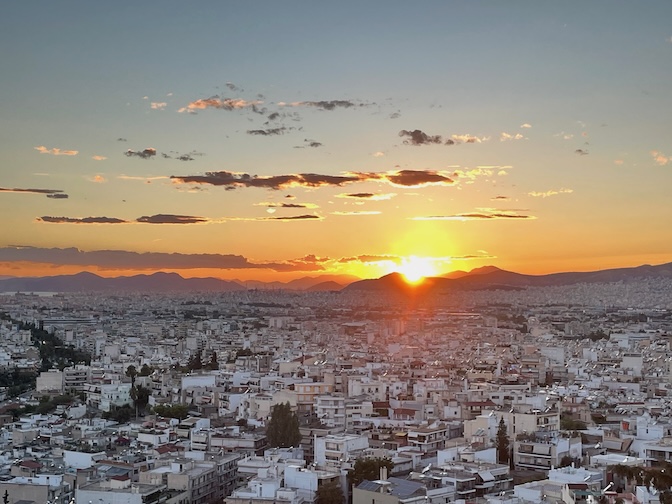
[0, 292, 59, 297]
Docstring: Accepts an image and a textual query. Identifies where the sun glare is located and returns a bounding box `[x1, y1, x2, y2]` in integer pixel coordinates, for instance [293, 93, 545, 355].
[398, 256, 438, 283]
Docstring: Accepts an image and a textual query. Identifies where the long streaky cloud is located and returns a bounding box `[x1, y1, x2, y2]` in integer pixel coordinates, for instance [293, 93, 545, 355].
[528, 188, 573, 198]
[171, 169, 454, 190]
[336, 192, 396, 200]
[136, 214, 208, 224]
[0, 187, 67, 197]
[411, 212, 535, 221]
[34, 146, 78, 156]
[0, 246, 323, 272]
[279, 100, 362, 110]
[178, 97, 263, 113]
[37, 216, 128, 224]
[331, 211, 381, 216]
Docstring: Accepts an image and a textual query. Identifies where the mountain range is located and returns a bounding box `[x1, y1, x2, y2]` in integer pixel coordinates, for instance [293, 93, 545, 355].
[0, 262, 670, 293]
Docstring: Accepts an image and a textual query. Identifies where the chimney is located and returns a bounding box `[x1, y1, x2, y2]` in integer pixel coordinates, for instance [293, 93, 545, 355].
[379, 465, 388, 481]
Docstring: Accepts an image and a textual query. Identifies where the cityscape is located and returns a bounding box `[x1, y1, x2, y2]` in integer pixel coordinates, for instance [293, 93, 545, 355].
[2, 2, 672, 504]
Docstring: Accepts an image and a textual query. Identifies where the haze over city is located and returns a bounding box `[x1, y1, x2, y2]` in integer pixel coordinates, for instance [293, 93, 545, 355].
[1, 2, 671, 283]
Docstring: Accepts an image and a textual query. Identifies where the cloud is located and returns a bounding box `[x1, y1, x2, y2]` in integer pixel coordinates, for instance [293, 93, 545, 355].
[338, 254, 403, 264]
[411, 211, 535, 221]
[247, 127, 288, 136]
[136, 214, 208, 224]
[225, 82, 240, 91]
[614, 159, 624, 165]
[256, 202, 319, 209]
[0, 245, 323, 272]
[373, 151, 385, 157]
[331, 211, 381, 216]
[399, 129, 442, 145]
[37, 216, 128, 224]
[118, 175, 169, 182]
[651, 150, 669, 166]
[280, 100, 360, 110]
[0, 187, 67, 197]
[528, 188, 573, 198]
[172, 169, 456, 190]
[491, 195, 510, 201]
[150, 102, 167, 110]
[46, 193, 69, 199]
[92, 155, 107, 161]
[500, 132, 524, 141]
[389, 112, 401, 119]
[266, 214, 323, 221]
[520, 123, 532, 128]
[451, 134, 489, 144]
[365, 169, 454, 188]
[337, 192, 396, 200]
[125, 148, 157, 159]
[117, 137, 127, 142]
[453, 166, 510, 181]
[178, 97, 263, 113]
[34, 146, 78, 156]
[90, 175, 107, 183]
[574, 149, 589, 156]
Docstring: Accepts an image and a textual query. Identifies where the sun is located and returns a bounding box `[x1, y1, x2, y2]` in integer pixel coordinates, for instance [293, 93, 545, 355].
[397, 256, 438, 283]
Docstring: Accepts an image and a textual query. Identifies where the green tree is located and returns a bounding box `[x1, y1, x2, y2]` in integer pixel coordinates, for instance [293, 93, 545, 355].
[315, 480, 344, 504]
[125, 365, 137, 387]
[348, 457, 394, 488]
[496, 417, 510, 465]
[139, 364, 153, 376]
[153, 404, 190, 420]
[266, 402, 301, 448]
[206, 351, 219, 370]
[130, 385, 151, 417]
[188, 353, 203, 371]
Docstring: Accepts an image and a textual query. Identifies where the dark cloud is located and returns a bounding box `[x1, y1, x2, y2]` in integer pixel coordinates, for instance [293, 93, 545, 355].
[380, 169, 454, 187]
[341, 193, 375, 199]
[171, 171, 363, 190]
[247, 127, 287, 136]
[267, 112, 280, 121]
[117, 138, 127, 142]
[267, 214, 322, 220]
[491, 195, 510, 201]
[37, 216, 128, 224]
[445, 139, 456, 145]
[125, 148, 157, 159]
[0, 246, 320, 272]
[399, 129, 443, 146]
[299, 100, 357, 110]
[264, 203, 313, 209]
[136, 214, 207, 224]
[575, 149, 589, 156]
[225, 82, 240, 91]
[179, 97, 263, 113]
[176, 154, 195, 161]
[0, 187, 67, 198]
[307, 141, 322, 148]
[389, 112, 401, 119]
[173, 169, 456, 190]
[338, 254, 401, 264]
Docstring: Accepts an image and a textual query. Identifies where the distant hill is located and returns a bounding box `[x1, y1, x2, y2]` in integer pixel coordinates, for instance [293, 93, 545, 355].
[233, 274, 358, 291]
[344, 262, 672, 294]
[305, 281, 344, 292]
[0, 271, 244, 293]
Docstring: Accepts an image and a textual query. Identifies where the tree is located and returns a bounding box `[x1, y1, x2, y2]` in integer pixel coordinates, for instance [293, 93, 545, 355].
[139, 363, 153, 376]
[348, 457, 394, 488]
[206, 351, 219, 370]
[315, 480, 344, 504]
[130, 385, 151, 417]
[266, 402, 301, 448]
[188, 352, 203, 371]
[125, 365, 137, 387]
[496, 417, 510, 465]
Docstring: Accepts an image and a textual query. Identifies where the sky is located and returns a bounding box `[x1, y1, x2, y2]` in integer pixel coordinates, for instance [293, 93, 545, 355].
[1, 1, 671, 282]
